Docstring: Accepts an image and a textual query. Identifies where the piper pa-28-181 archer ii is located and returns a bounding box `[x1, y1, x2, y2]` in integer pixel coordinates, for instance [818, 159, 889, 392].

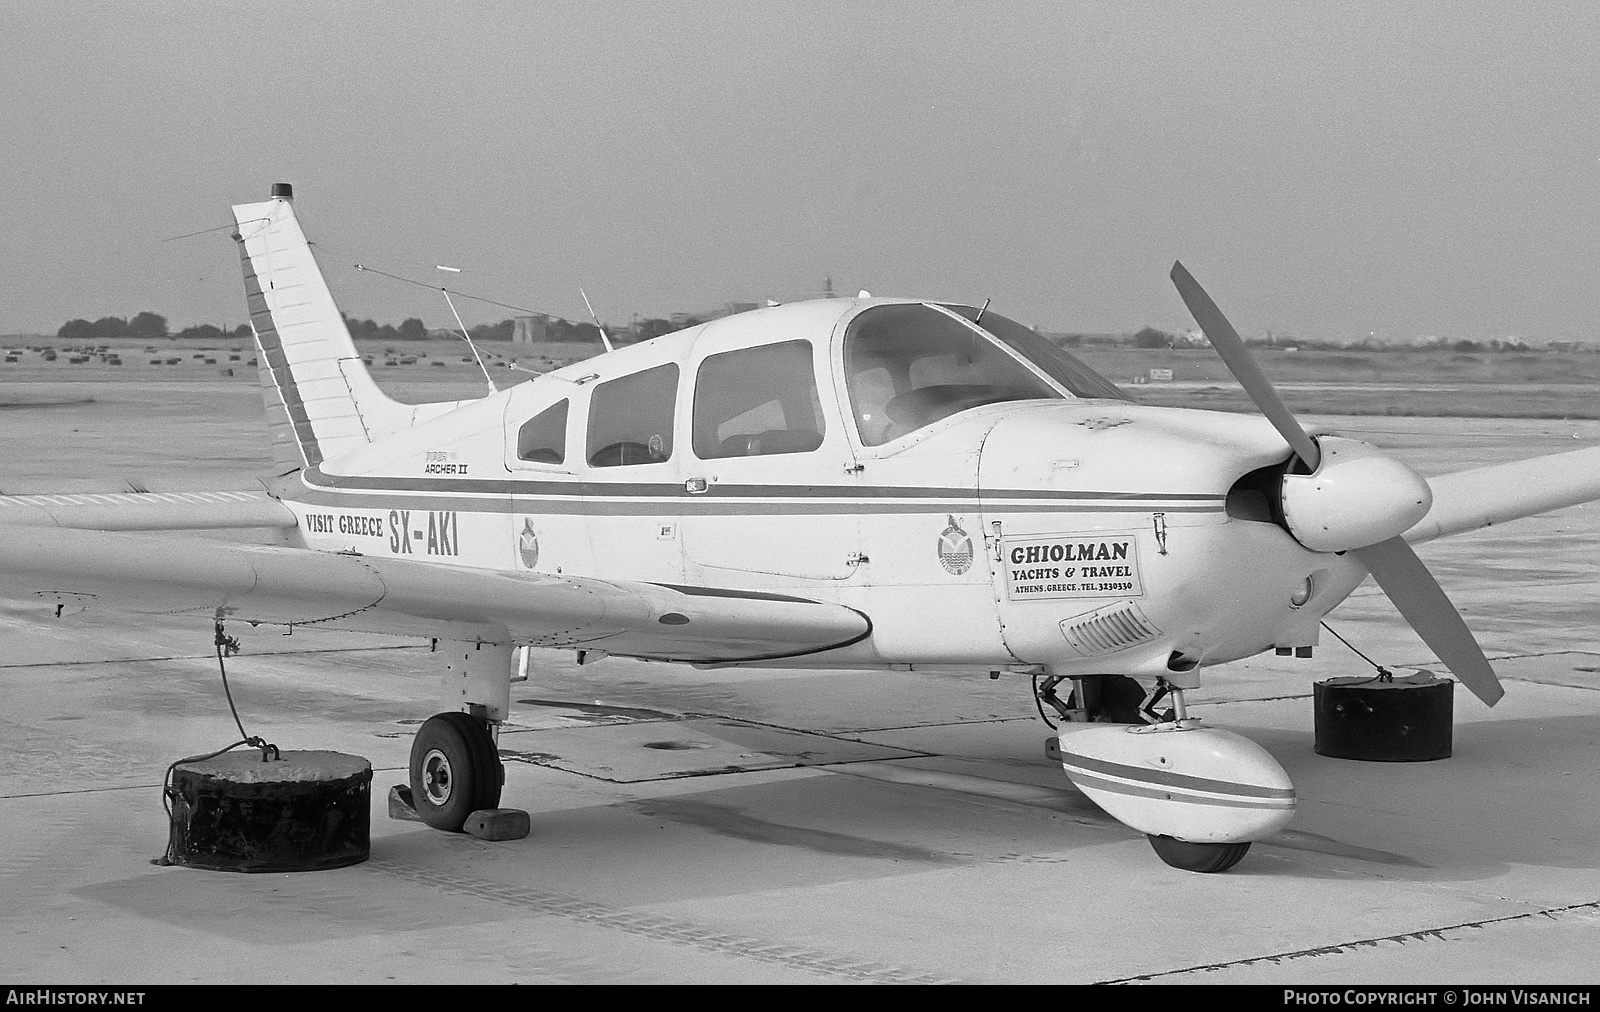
[4, 183, 1599, 872]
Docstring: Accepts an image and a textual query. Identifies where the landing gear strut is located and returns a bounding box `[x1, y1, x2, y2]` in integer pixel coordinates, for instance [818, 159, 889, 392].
[1035, 673, 1170, 725]
[409, 712, 503, 832]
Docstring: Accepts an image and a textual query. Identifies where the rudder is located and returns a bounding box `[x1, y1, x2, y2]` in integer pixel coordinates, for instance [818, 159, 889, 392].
[232, 185, 411, 474]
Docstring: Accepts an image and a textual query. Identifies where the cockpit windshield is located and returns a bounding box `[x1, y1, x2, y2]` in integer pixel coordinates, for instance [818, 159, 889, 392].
[844, 303, 1062, 446]
[942, 305, 1130, 402]
[843, 303, 1129, 446]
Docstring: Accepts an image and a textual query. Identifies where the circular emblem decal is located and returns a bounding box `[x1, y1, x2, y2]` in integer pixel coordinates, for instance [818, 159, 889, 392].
[937, 515, 973, 575]
[518, 518, 540, 569]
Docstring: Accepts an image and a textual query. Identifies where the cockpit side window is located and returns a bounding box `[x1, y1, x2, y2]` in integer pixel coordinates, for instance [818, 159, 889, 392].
[516, 399, 568, 464]
[844, 303, 1061, 446]
[942, 305, 1130, 402]
[587, 364, 678, 467]
[693, 340, 824, 459]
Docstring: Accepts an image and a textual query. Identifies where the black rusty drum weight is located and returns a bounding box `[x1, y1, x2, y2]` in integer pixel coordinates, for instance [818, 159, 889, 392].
[1314, 672, 1454, 762]
[165, 750, 372, 872]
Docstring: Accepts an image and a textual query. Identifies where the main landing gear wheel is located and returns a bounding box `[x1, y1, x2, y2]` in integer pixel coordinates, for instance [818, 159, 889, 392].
[410, 712, 503, 831]
[1147, 834, 1251, 873]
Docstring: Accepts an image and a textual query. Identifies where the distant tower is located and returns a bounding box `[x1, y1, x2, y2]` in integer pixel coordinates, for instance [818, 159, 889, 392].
[824, 276, 835, 299]
[512, 315, 548, 344]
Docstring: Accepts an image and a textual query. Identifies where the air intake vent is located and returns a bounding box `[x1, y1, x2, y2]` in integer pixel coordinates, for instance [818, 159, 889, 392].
[1059, 602, 1161, 657]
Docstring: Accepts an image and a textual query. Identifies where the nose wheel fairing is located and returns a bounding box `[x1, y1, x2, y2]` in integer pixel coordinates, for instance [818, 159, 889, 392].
[1048, 713, 1296, 870]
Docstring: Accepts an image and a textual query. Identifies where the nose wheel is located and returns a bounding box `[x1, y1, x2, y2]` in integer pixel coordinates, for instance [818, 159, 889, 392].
[409, 711, 503, 831]
[1147, 835, 1252, 873]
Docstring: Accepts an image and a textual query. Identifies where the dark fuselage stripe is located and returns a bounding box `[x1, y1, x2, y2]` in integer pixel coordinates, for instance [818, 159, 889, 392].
[1064, 770, 1296, 810]
[305, 465, 1222, 503]
[290, 487, 1222, 517]
[1061, 754, 1296, 799]
[297, 469, 1224, 517]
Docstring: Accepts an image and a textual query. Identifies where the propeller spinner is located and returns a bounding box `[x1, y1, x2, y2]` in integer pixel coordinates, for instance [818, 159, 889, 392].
[1170, 262, 1504, 706]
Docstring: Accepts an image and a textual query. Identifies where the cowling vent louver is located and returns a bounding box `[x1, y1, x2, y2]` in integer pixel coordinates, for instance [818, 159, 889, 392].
[1059, 602, 1161, 657]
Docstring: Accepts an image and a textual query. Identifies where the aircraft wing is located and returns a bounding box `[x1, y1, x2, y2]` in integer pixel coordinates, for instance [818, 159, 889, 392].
[1406, 443, 1600, 544]
[0, 525, 870, 664]
[0, 490, 298, 531]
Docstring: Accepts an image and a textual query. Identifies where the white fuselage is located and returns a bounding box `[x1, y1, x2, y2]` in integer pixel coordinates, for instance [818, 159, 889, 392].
[274, 299, 1369, 677]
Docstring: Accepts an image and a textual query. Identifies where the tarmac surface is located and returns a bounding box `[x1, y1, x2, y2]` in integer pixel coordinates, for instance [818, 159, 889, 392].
[1, 378, 1597, 984]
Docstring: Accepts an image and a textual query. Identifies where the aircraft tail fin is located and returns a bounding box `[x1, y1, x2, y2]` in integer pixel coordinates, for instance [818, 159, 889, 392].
[231, 185, 413, 474]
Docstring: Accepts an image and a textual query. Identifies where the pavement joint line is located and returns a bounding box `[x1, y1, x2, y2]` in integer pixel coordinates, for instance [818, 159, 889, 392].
[666, 709, 960, 748]
[368, 858, 959, 984]
[505, 748, 940, 784]
[1503, 677, 1600, 692]
[0, 643, 422, 669]
[832, 716, 1037, 734]
[1096, 897, 1600, 983]
[7, 762, 414, 800]
[2, 782, 166, 800]
[1505, 678, 1600, 692]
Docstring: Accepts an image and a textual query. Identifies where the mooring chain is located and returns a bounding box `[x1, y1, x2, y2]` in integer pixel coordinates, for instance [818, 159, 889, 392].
[153, 622, 283, 866]
[1320, 621, 1396, 685]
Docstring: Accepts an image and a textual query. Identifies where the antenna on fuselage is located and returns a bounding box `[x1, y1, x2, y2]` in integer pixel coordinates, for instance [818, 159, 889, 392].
[579, 287, 615, 354]
[974, 298, 991, 325]
[436, 265, 498, 395]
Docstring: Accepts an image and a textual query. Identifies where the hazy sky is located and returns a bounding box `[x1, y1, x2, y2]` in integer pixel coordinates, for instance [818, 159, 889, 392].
[4, 1, 1599, 344]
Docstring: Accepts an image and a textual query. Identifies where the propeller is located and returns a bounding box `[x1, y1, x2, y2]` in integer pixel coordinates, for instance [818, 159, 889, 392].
[1170, 261, 1503, 706]
[1170, 262, 1321, 472]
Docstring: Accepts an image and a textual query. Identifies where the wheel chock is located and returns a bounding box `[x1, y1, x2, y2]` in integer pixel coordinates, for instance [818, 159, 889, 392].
[388, 784, 423, 822]
[464, 808, 531, 841]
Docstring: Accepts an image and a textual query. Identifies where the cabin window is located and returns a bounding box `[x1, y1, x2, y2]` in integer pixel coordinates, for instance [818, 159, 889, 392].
[693, 340, 825, 458]
[844, 303, 1061, 446]
[942, 305, 1129, 402]
[586, 363, 678, 467]
[516, 399, 568, 464]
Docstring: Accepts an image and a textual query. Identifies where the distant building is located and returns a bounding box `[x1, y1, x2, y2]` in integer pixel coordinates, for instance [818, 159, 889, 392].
[512, 315, 549, 344]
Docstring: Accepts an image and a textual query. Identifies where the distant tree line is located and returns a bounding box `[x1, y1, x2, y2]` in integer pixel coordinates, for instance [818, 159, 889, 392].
[55, 313, 253, 342]
[57, 312, 170, 341]
[53, 310, 634, 345]
[353, 314, 636, 345]
[344, 315, 429, 342]
[468, 320, 514, 342]
[58, 312, 1566, 352]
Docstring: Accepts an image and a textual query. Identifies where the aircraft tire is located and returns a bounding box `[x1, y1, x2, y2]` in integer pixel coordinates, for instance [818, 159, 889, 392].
[1146, 834, 1251, 873]
[410, 712, 504, 832]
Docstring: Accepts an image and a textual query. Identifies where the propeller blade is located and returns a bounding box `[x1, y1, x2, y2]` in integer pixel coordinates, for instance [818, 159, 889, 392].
[1351, 536, 1505, 706]
[1170, 261, 1321, 471]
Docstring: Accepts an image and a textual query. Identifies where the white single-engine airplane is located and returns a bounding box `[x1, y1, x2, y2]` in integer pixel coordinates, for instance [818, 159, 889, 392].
[4, 184, 1599, 872]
